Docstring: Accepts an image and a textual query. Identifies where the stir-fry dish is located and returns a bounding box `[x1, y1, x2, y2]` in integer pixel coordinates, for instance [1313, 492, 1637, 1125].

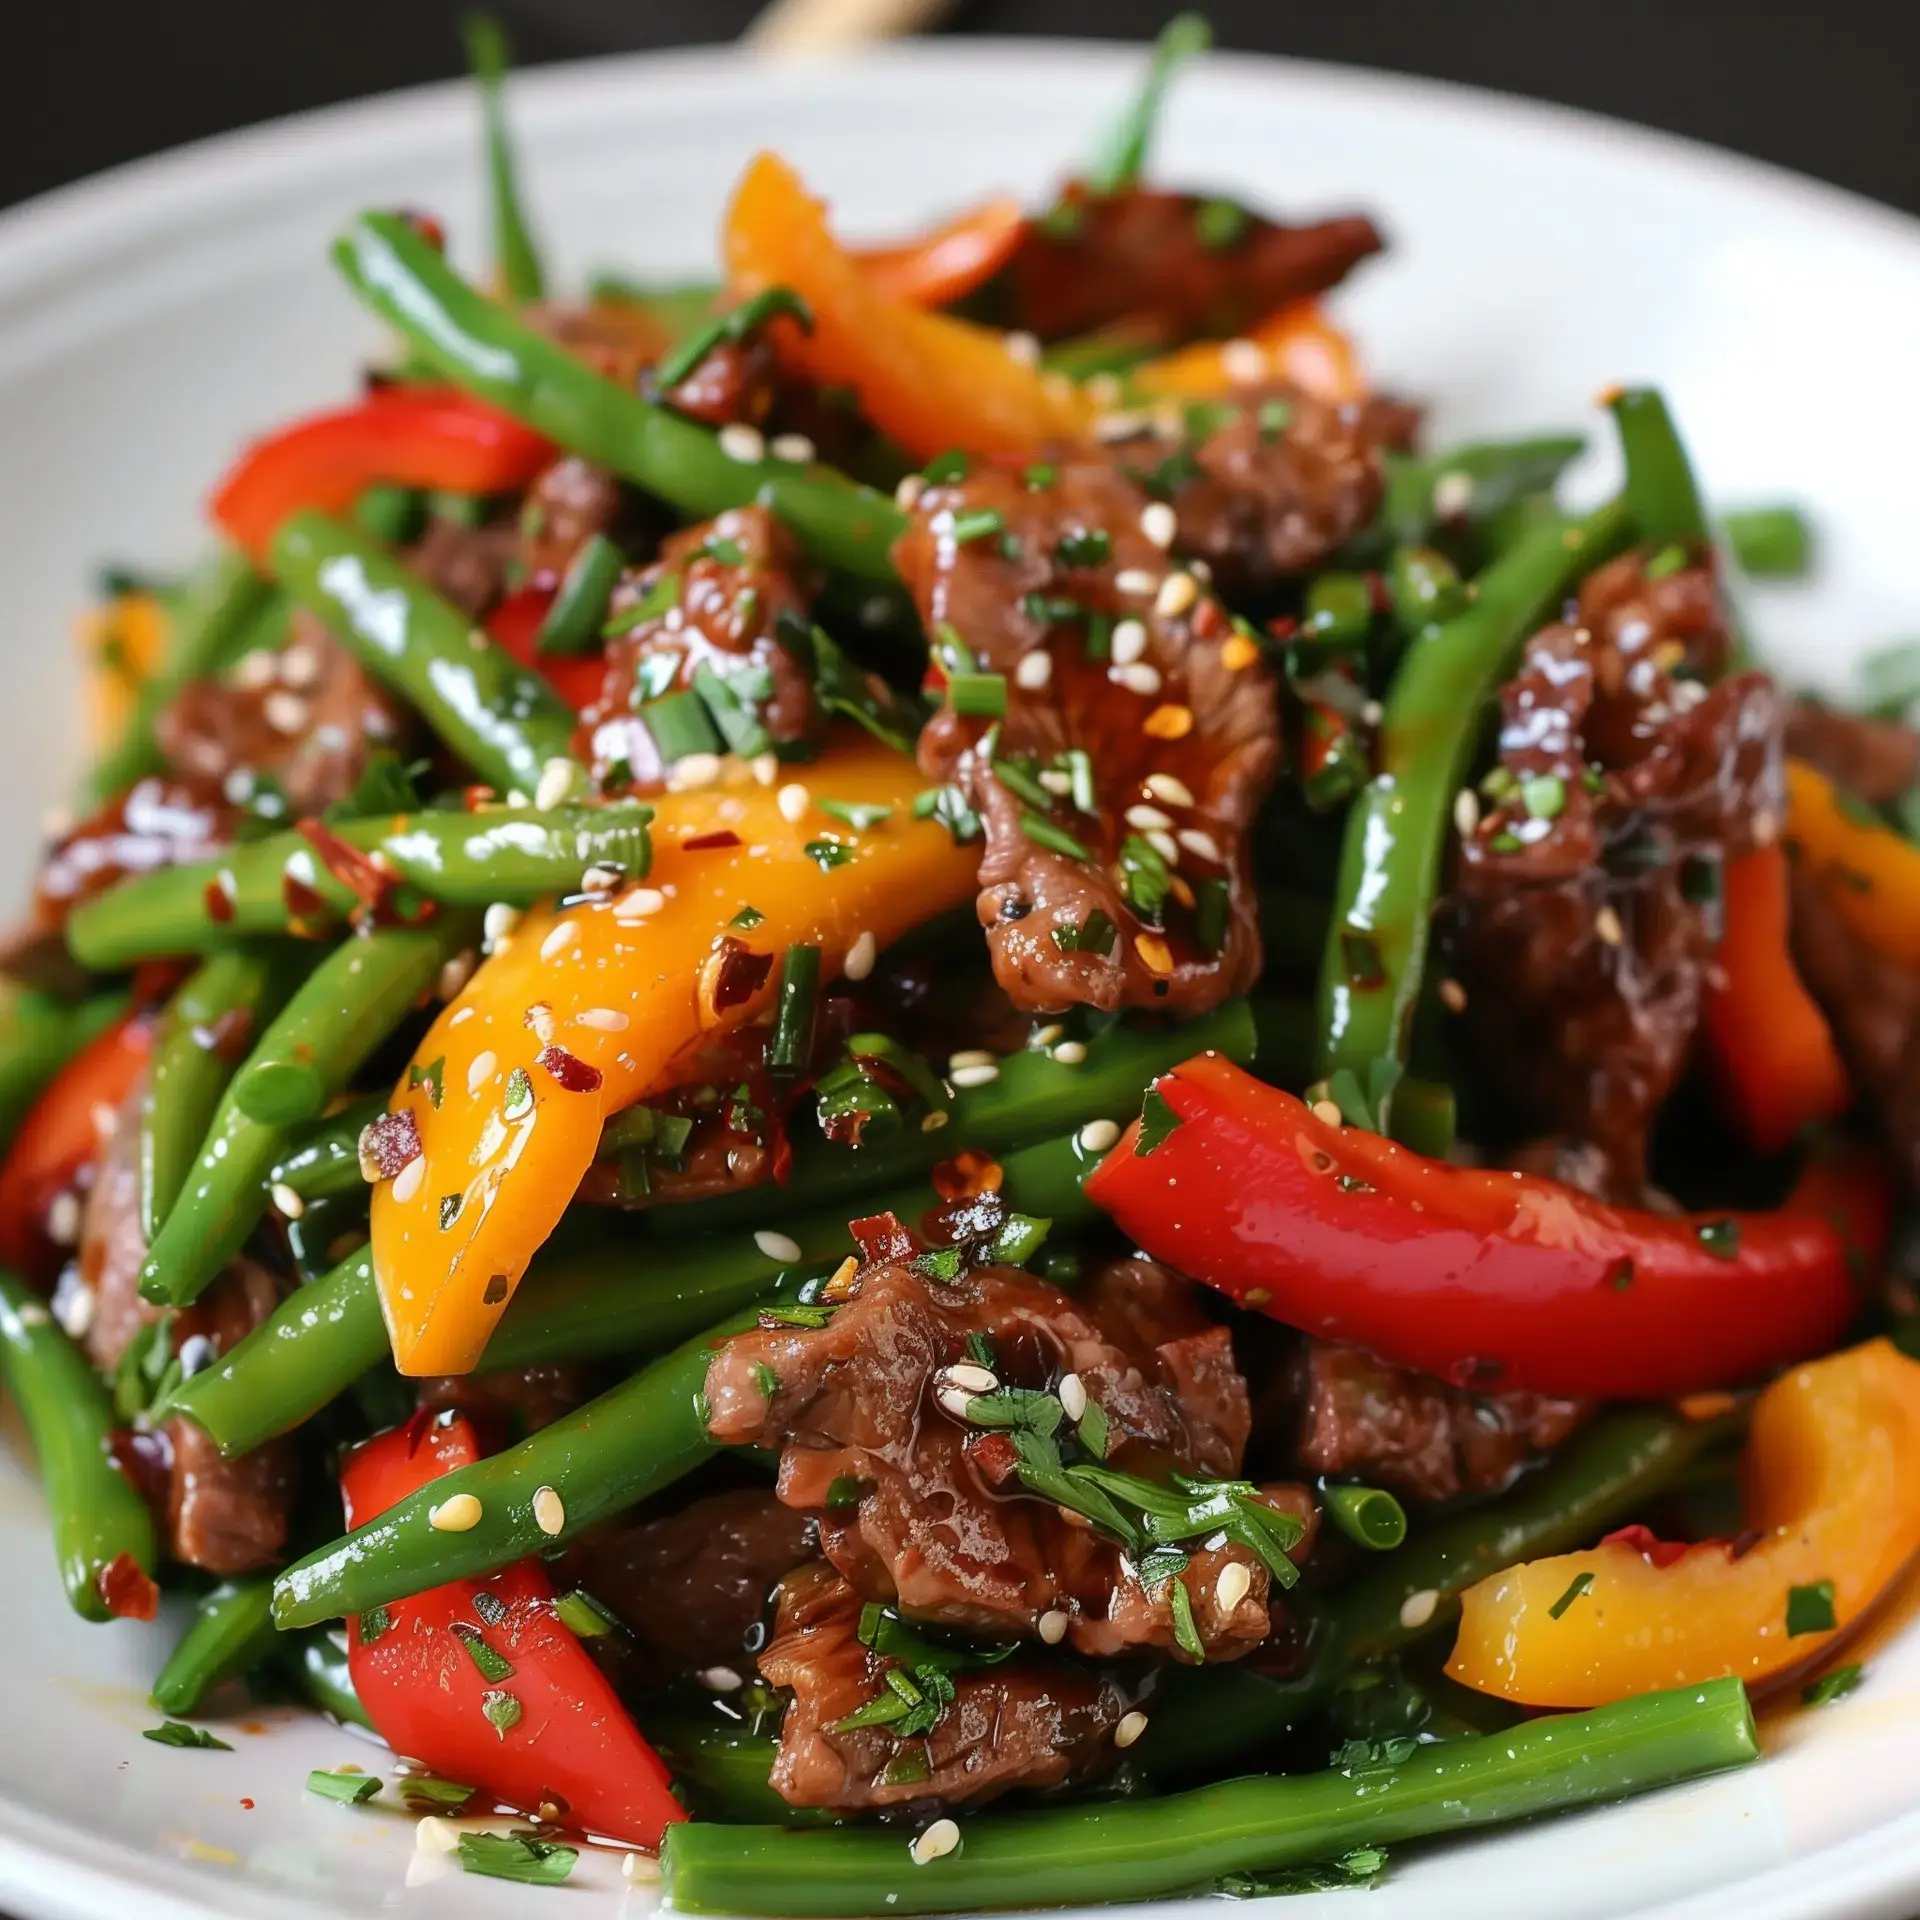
[8, 13, 1920, 1905]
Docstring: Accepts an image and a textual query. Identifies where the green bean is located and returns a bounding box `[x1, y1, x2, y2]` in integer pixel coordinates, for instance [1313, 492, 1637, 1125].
[150, 1578, 278, 1715]
[140, 915, 478, 1308]
[1379, 435, 1587, 545]
[140, 948, 303, 1242]
[660, 1680, 1755, 1917]
[1082, 14, 1212, 196]
[1321, 1482, 1407, 1551]
[1606, 388, 1707, 545]
[1722, 503, 1812, 579]
[65, 803, 648, 969]
[1385, 544, 1467, 633]
[269, 510, 580, 797]
[0, 1267, 158, 1621]
[641, 1706, 839, 1827]
[1316, 499, 1631, 1080]
[333, 213, 905, 580]
[80, 549, 283, 805]
[585, 274, 721, 339]
[267, 1095, 386, 1205]
[1140, 1404, 1736, 1780]
[284, 1631, 372, 1729]
[0, 988, 130, 1157]
[652, 999, 1256, 1237]
[461, 15, 545, 304]
[535, 532, 623, 655]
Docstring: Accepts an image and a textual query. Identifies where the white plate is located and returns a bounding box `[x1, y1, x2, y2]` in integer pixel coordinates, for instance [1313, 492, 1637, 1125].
[3, 36, 1920, 1920]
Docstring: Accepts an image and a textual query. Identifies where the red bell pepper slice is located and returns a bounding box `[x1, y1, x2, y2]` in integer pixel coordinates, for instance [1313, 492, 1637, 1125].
[487, 585, 608, 713]
[341, 1412, 683, 1848]
[0, 1010, 154, 1280]
[210, 386, 554, 564]
[1701, 844, 1850, 1154]
[1086, 1051, 1864, 1399]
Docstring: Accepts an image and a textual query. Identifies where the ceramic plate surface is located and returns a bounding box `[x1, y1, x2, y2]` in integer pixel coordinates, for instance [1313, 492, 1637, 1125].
[1, 36, 1919, 1920]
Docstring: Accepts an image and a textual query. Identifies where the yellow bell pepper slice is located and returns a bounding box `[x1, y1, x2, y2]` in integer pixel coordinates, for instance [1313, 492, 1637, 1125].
[1784, 756, 1920, 971]
[79, 592, 168, 752]
[1131, 300, 1368, 407]
[1447, 1338, 1920, 1706]
[371, 735, 978, 1376]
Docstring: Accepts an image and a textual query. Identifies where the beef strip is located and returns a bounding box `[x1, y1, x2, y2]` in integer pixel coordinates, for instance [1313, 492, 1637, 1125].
[895, 456, 1282, 1016]
[1784, 700, 1920, 808]
[581, 506, 819, 793]
[526, 297, 674, 391]
[35, 776, 233, 932]
[1004, 187, 1384, 343]
[705, 1210, 1309, 1666]
[415, 1364, 597, 1448]
[1446, 546, 1781, 1200]
[518, 455, 626, 589]
[1291, 1339, 1588, 1506]
[760, 1561, 1127, 1811]
[404, 516, 521, 619]
[560, 1487, 817, 1685]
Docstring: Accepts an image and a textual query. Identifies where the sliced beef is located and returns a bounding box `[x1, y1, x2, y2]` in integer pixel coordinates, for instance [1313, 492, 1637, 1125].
[1292, 1340, 1588, 1506]
[560, 1488, 817, 1686]
[1446, 546, 1781, 1200]
[1004, 187, 1383, 343]
[760, 1562, 1127, 1811]
[704, 1215, 1302, 1666]
[581, 506, 818, 793]
[1784, 700, 1920, 808]
[655, 338, 779, 431]
[416, 1364, 597, 1448]
[518, 455, 626, 589]
[895, 457, 1281, 1017]
[404, 516, 521, 619]
[526, 297, 674, 392]
[35, 776, 233, 933]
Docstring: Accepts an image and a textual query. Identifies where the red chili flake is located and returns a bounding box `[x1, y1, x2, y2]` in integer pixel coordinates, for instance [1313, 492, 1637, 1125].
[1190, 596, 1228, 641]
[297, 819, 433, 928]
[203, 876, 235, 924]
[770, 1130, 794, 1188]
[240, 1799, 256, 1811]
[536, 1044, 603, 1094]
[1599, 1523, 1695, 1570]
[964, 1430, 1021, 1486]
[1265, 614, 1300, 642]
[931, 1149, 1004, 1202]
[97, 1552, 160, 1622]
[682, 829, 742, 852]
[281, 867, 332, 926]
[398, 209, 447, 252]
[1445, 1355, 1506, 1390]
[849, 1210, 920, 1264]
[709, 938, 774, 1013]
[463, 785, 497, 811]
[362, 1108, 423, 1181]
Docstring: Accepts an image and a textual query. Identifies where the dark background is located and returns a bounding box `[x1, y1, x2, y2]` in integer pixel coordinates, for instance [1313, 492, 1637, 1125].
[7, 0, 1920, 219]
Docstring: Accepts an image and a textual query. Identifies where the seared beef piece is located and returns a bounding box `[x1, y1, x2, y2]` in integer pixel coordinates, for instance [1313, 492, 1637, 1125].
[1168, 386, 1385, 597]
[561, 1488, 816, 1685]
[158, 616, 405, 815]
[760, 1562, 1127, 1811]
[405, 516, 521, 618]
[1789, 867, 1920, 1191]
[582, 506, 818, 793]
[75, 1072, 296, 1573]
[416, 1364, 597, 1447]
[527, 297, 674, 391]
[895, 458, 1281, 1017]
[1004, 186, 1383, 343]
[1784, 700, 1920, 808]
[1293, 1340, 1588, 1506]
[1447, 547, 1781, 1200]
[36, 777, 233, 932]
[519, 456, 626, 589]
[705, 1218, 1303, 1665]
[657, 338, 779, 430]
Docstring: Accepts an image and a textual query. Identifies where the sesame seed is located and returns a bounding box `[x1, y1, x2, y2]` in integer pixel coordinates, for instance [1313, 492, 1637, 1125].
[1078, 1118, 1121, 1154]
[278, 642, 321, 689]
[231, 648, 279, 691]
[1095, 411, 1150, 444]
[1015, 650, 1054, 691]
[936, 1384, 977, 1421]
[534, 758, 574, 811]
[15, 1303, 49, 1328]
[391, 1155, 426, 1205]
[1143, 772, 1195, 808]
[1113, 567, 1158, 597]
[1145, 828, 1180, 865]
[1432, 471, 1475, 519]
[1004, 329, 1041, 366]
[669, 751, 723, 792]
[1220, 338, 1269, 384]
[755, 1230, 803, 1264]
[910, 1819, 962, 1866]
[483, 902, 520, 950]
[1038, 1609, 1070, 1645]
[718, 423, 766, 464]
[1399, 1587, 1440, 1630]
[1216, 1560, 1253, 1613]
[1221, 633, 1261, 672]
[1752, 808, 1779, 847]
[1134, 931, 1174, 975]
[539, 921, 578, 962]
[1454, 789, 1481, 838]
[1038, 769, 1072, 795]
[56, 1284, 94, 1340]
[437, 950, 475, 999]
[1111, 618, 1150, 666]
[1439, 978, 1468, 1014]
[428, 1493, 483, 1533]
[770, 432, 817, 464]
[1361, 699, 1384, 727]
[950, 1063, 1000, 1089]
[1143, 703, 1194, 740]
[948, 1048, 996, 1072]
[467, 1050, 499, 1093]
[1114, 1711, 1149, 1749]
[1125, 803, 1173, 832]
[576, 1007, 629, 1032]
[615, 886, 666, 920]
[262, 689, 308, 736]
[1051, 1040, 1087, 1065]
[269, 1182, 306, 1220]
[700, 1665, 743, 1691]
[1594, 905, 1626, 947]
[895, 474, 926, 510]
[1177, 827, 1223, 864]
[1311, 1099, 1344, 1128]
[1155, 572, 1200, 619]
[41, 805, 73, 839]
[1032, 1023, 1066, 1048]
[943, 1362, 999, 1395]
[1109, 662, 1164, 697]
[777, 782, 811, 823]
[920, 1110, 949, 1133]
[46, 1189, 81, 1247]
[1139, 501, 1178, 549]
[844, 930, 877, 982]
[532, 1485, 565, 1536]
[1058, 1372, 1088, 1421]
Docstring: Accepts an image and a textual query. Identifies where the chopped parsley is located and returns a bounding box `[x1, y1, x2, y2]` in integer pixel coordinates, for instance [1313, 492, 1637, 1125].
[450, 1622, 515, 1682]
[142, 1721, 232, 1751]
[1055, 527, 1113, 569]
[1548, 1570, 1596, 1619]
[1802, 1663, 1864, 1708]
[1052, 909, 1118, 957]
[456, 1832, 579, 1888]
[502, 1066, 534, 1120]
[1135, 1085, 1182, 1157]
[398, 1775, 478, 1813]
[1787, 1580, 1837, 1636]
[307, 1769, 382, 1805]
[481, 1689, 523, 1736]
[729, 904, 766, 929]
[1695, 1219, 1741, 1259]
[803, 837, 855, 872]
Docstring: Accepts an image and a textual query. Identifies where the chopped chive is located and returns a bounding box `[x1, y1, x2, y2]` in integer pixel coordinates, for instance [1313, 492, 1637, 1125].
[1548, 1570, 1596, 1619]
[1801, 1662, 1863, 1707]
[1695, 1219, 1741, 1259]
[988, 1212, 1051, 1267]
[450, 1622, 515, 1683]
[951, 508, 1006, 546]
[817, 798, 893, 830]
[603, 570, 681, 637]
[1193, 197, 1249, 250]
[769, 945, 821, 1075]
[555, 1588, 622, 1639]
[1723, 504, 1812, 579]
[456, 1832, 578, 1887]
[1643, 542, 1690, 581]
[993, 756, 1056, 811]
[1025, 462, 1058, 491]
[1055, 527, 1113, 569]
[691, 661, 773, 760]
[1257, 398, 1294, 441]
[398, 1775, 478, 1812]
[729, 905, 765, 929]
[1521, 774, 1566, 821]
[307, 1769, 382, 1805]
[535, 533, 623, 656]
[1323, 1483, 1408, 1552]
[803, 838, 855, 872]
[1193, 875, 1231, 956]
[641, 687, 723, 763]
[921, 450, 970, 485]
[1083, 612, 1114, 662]
[142, 1721, 232, 1751]
[948, 672, 1008, 718]
[654, 286, 812, 391]
[1021, 813, 1093, 861]
[1787, 1580, 1837, 1636]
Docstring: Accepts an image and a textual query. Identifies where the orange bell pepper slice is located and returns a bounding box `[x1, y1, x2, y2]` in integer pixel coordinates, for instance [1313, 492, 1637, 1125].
[858, 196, 1027, 309]
[1701, 843, 1850, 1154]
[1447, 1338, 1920, 1707]
[1132, 300, 1368, 407]
[371, 734, 978, 1375]
[723, 152, 1093, 463]
[78, 593, 169, 753]
[1784, 756, 1920, 970]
